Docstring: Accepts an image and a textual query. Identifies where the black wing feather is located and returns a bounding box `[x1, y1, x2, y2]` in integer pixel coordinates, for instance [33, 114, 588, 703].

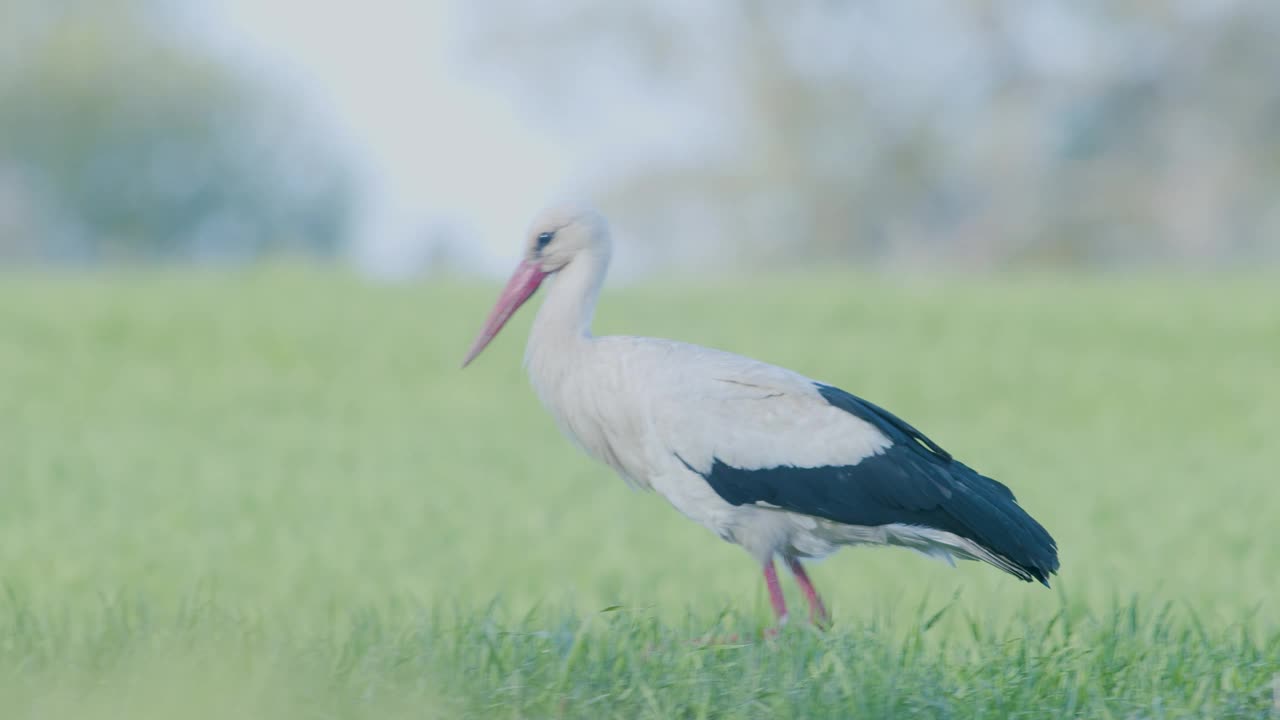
[816, 384, 955, 463]
[687, 383, 1059, 586]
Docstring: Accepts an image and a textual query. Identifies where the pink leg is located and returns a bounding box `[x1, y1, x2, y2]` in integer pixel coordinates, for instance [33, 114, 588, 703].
[763, 559, 788, 630]
[786, 557, 831, 628]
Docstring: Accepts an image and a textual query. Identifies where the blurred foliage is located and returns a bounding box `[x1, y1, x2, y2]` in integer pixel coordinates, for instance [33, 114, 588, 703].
[0, 0, 353, 264]
[463, 0, 1280, 269]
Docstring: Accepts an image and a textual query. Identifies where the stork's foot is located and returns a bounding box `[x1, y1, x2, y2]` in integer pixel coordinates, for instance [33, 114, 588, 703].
[807, 600, 832, 631]
[763, 559, 789, 621]
[786, 557, 832, 630]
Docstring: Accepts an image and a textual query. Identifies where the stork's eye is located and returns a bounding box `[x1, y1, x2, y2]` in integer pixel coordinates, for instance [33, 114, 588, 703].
[536, 231, 554, 252]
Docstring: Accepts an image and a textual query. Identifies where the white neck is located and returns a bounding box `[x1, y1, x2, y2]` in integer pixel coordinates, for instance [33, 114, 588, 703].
[524, 247, 609, 370]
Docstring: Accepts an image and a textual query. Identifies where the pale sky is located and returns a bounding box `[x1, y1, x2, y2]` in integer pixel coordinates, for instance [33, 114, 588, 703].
[197, 0, 1152, 278]
[207, 0, 577, 276]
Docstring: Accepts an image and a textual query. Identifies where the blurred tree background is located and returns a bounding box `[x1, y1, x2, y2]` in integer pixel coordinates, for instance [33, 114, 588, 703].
[0, 0, 353, 264]
[462, 0, 1280, 270]
[2, 0, 1278, 271]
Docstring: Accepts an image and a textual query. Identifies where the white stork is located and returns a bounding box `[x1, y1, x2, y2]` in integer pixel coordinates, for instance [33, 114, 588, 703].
[463, 205, 1059, 630]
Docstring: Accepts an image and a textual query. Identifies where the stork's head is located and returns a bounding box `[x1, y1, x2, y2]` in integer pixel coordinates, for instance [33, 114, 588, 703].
[523, 204, 610, 273]
[462, 204, 609, 367]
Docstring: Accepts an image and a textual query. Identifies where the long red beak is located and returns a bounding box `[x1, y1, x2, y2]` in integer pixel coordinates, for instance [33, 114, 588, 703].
[461, 259, 548, 367]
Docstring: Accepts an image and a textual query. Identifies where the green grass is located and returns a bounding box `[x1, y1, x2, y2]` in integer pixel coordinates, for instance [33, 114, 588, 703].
[1, 268, 1277, 718]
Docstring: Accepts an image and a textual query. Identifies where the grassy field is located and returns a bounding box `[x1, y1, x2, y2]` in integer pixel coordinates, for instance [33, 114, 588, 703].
[1, 268, 1277, 718]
